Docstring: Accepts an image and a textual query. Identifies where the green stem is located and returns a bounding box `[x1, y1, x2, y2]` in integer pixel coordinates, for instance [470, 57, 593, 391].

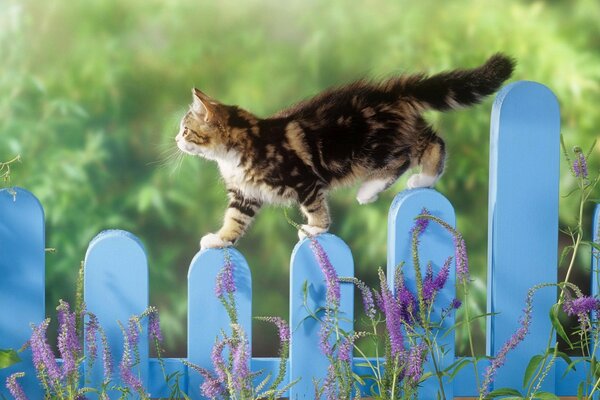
[462, 278, 481, 392]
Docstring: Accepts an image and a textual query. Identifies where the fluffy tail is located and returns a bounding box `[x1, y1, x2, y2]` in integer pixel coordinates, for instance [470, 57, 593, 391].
[396, 53, 516, 111]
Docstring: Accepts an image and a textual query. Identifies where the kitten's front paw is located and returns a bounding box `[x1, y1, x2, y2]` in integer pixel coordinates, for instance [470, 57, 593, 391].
[407, 173, 437, 189]
[200, 233, 233, 250]
[298, 224, 328, 240]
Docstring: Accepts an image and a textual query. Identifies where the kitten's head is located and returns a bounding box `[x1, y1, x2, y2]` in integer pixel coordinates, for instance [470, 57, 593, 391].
[175, 88, 229, 160]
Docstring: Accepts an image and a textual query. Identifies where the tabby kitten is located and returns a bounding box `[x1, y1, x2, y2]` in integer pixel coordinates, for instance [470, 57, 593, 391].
[175, 54, 514, 249]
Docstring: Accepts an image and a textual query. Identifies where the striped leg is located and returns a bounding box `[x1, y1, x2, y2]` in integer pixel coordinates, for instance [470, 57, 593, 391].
[299, 189, 330, 239]
[200, 190, 261, 249]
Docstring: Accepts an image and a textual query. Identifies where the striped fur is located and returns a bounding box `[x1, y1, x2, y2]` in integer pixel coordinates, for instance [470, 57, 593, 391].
[175, 54, 515, 248]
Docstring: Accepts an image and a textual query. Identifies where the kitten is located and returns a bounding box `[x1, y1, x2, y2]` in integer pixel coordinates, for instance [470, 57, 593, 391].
[175, 54, 515, 249]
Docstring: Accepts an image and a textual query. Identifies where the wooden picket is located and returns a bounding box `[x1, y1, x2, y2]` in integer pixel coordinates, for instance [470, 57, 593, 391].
[1, 81, 597, 399]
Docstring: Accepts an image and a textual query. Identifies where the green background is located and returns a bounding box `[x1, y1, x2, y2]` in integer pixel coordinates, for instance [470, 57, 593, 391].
[1, 0, 598, 357]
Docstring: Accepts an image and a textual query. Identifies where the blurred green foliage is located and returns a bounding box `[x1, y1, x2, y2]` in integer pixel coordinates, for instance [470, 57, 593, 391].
[1, 0, 598, 357]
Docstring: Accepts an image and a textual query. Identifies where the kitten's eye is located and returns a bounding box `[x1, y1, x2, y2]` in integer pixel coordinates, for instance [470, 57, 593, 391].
[182, 128, 190, 138]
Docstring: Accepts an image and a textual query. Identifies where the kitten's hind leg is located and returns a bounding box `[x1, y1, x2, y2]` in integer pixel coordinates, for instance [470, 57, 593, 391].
[356, 178, 393, 205]
[298, 189, 330, 239]
[356, 162, 410, 204]
[407, 135, 446, 189]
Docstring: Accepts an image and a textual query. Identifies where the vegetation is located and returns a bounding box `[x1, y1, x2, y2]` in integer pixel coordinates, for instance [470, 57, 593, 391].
[1, 0, 598, 357]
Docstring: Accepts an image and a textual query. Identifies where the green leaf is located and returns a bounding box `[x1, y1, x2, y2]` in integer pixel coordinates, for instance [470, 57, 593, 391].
[532, 391, 559, 400]
[0, 349, 21, 369]
[549, 303, 572, 348]
[523, 354, 544, 388]
[487, 387, 523, 397]
[558, 245, 574, 267]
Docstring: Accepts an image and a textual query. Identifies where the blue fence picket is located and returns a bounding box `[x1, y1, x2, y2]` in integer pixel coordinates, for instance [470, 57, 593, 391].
[593, 204, 600, 299]
[0, 188, 45, 399]
[289, 234, 354, 399]
[84, 230, 149, 396]
[187, 248, 252, 399]
[486, 81, 560, 393]
[387, 188, 456, 398]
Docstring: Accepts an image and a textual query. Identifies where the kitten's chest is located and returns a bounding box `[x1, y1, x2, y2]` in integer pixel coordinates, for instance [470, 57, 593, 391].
[218, 159, 290, 204]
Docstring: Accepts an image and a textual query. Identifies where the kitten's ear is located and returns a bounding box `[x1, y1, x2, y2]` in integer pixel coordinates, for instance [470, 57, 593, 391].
[191, 88, 219, 122]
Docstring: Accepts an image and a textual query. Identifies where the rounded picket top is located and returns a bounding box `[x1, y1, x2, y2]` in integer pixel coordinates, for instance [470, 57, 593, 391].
[289, 233, 354, 399]
[187, 246, 252, 400]
[0, 187, 45, 398]
[84, 229, 149, 389]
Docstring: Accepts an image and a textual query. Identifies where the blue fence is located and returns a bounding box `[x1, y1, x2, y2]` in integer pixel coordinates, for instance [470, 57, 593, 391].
[1, 80, 598, 398]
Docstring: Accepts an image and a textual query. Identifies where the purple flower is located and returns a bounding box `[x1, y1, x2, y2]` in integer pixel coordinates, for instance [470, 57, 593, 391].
[30, 319, 61, 382]
[454, 234, 470, 281]
[85, 313, 99, 364]
[450, 298, 462, 310]
[481, 288, 534, 397]
[354, 279, 376, 320]
[120, 317, 145, 395]
[337, 335, 354, 362]
[147, 307, 163, 343]
[322, 364, 337, 400]
[57, 300, 81, 378]
[184, 362, 225, 399]
[319, 321, 333, 357]
[411, 208, 430, 238]
[231, 326, 251, 393]
[259, 317, 290, 343]
[215, 258, 236, 298]
[573, 148, 588, 178]
[394, 271, 418, 323]
[563, 295, 600, 331]
[100, 331, 113, 383]
[6, 372, 28, 400]
[210, 338, 228, 383]
[406, 343, 427, 384]
[378, 270, 404, 360]
[309, 238, 340, 306]
[563, 296, 600, 316]
[422, 257, 451, 305]
[201, 375, 225, 399]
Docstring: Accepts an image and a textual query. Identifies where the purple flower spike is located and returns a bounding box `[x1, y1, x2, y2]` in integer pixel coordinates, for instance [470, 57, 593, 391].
[481, 288, 534, 397]
[6, 372, 28, 400]
[573, 148, 588, 179]
[450, 298, 462, 310]
[423, 257, 451, 305]
[210, 338, 228, 383]
[454, 235, 470, 281]
[411, 208, 431, 237]
[148, 307, 163, 342]
[337, 335, 354, 362]
[119, 338, 143, 394]
[379, 270, 404, 360]
[309, 238, 340, 306]
[406, 343, 427, 384]
[355, 279, 376, 319]
[30, 319, 61, 382]
[319, 322, 333, 357]
[215, 259, 236, 298]
[101, 331, 113, 383]
[57, 300, 81, 378]
[85, 313, 99, 363]
[260, 317, 290, 343]
[231, 326, 251, 392]
[201, 375, 225, 399]
[563, 295, 600, 316]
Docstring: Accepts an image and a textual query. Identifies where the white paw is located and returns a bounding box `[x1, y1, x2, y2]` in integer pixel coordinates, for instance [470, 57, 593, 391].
[406, 173, 437, 189]
[298, 224, 328, 240]
[356, 179, 388, 204]
[356, 193, 378, 205]
[200, 233, 232, 250]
